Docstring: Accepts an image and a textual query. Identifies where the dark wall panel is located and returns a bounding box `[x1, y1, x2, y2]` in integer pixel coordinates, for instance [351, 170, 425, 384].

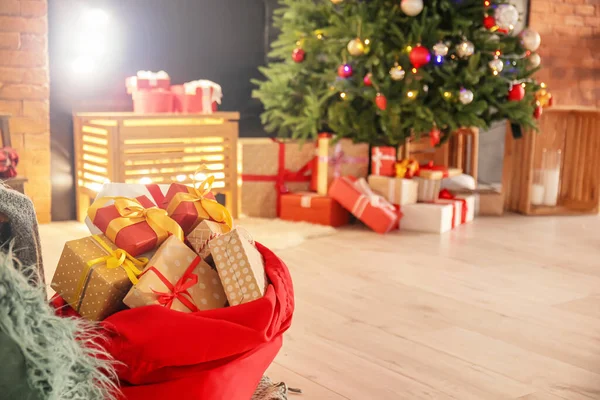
[49, 0, 274, 220]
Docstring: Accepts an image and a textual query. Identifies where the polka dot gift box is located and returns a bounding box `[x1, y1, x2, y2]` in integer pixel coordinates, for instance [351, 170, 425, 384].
[50, 234, 149, 321]
[123, 235, 227, 313]
[187, 220, 230, 260]
[209, 228, 267, 306]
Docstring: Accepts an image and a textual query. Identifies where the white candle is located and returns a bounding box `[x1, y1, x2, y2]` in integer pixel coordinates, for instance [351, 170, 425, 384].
[543, 169, 560, 206]
[531, 184, 545, 205]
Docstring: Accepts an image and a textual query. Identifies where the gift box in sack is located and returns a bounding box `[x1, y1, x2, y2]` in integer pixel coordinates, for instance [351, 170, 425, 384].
[85, 183, 171, 235]
[51, 241, 294, 400]
[0, 147, 19, 178]
[172, 80, 222, 113]
[240, 138, 314, 218]
[310, 133, 369, 195]
[87, 196, 184, 257]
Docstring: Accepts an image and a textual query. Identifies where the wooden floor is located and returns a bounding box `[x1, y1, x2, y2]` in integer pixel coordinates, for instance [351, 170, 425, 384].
[40, 215, 600, 400]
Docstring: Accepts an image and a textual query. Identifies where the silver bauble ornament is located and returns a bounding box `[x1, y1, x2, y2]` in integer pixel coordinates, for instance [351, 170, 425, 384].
[401, 0, 424, 16]
[488, 58, 504, 73]
[495, 4, 519, 30]
[459, 88, 474, 105]
[521, 29, 541, 51]
[456, 40, 474, 58]
[529, 53, 541, 68]
[433, 41, 449, 57]
[389, 64, 406, 81]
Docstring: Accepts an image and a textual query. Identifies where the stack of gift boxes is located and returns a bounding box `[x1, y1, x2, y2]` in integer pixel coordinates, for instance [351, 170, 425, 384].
[51, 177, 268, 321]
[125, 70, 222, 114]
[239, 134, 476, 235]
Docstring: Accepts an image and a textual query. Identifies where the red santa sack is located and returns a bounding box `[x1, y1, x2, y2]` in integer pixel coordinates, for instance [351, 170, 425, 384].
[52, 242, 294, 400]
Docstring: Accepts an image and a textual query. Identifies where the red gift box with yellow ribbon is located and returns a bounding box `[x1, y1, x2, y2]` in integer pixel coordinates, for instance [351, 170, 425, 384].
[87, 196, 184, 257]
[329, 176, 400, 234]
[163, 176, 233, 235]
[50, 234, 149, 321]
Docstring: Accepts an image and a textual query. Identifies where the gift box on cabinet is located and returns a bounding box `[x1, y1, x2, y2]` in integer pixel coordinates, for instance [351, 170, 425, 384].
[124, 236, 227, 313]
[163, 181, 232, 235]
[51, 234, 148, 321]
[367, 175, 418, 206]
[187, 220, 230, 260]
[87, 195, 183, 257]
[310, 133, 369, 195]
[126, 70, 170, 93]
[239, 138, 314, 218]
[172, 80, 222, 114]
[132, 89, 174, 113]
[85, 183, 172, 235]
[280, 192, 350, 227]
[209, 229, 267, 306]
[329, 176, 399, 234]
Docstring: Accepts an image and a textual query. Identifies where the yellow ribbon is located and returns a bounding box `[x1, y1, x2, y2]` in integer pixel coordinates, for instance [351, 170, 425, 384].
[88, 196, 184, 245]
[166, 174, 233, 232]
[74, 235, 149, 312]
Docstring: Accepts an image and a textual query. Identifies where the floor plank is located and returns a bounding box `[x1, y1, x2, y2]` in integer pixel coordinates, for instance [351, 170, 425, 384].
[40, 214, 600, 399]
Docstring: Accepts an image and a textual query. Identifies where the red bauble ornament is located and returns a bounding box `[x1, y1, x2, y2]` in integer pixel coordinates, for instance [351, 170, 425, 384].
[409, 45, 431, 69]
[483, 15, 496, 29]
[291, 48, 305, 63]
[363, 73, 373, 86]
[533, 105, 543, 119]
[429, 127, 441, 147]
[337, 63, 353, 78]
[508, 84, 525, 101]
[375, 93, 387, 110]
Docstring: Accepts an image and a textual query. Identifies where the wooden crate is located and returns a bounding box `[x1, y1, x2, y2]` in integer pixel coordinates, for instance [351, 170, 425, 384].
[73, 112, 240, 222]
[502, 107, 600, 215]
[398, 127, 479, 182]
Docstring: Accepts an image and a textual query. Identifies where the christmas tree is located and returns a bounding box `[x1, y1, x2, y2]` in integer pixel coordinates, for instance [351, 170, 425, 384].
[253, 0, 548, 147]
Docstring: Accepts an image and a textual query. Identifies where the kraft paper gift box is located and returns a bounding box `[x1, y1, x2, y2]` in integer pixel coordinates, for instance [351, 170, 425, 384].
[87, 196, 183, 257]
[85, 183, 171, 235]
[209, 229, 267, 306]
[163, 181, 232, 235]
[329, 176, 399, 234]
[280, 192, 350, 227]
[367, 175, 418, 206]
[187, 220, 230, 260]
[124, 236, 227, 313]
[239, 138, 315, 218]
[310, 133, 369, 195]
[51, 234, 149, 321]
[400, 203, 456, 234]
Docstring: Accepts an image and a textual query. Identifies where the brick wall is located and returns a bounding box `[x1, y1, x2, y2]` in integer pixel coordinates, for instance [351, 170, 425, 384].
[530, 0, 600, 107]
[0, 0, 51, 223]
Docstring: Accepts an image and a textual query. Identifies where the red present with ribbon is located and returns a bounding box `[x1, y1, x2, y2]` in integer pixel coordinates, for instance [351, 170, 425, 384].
[240, 138, 314, 218]
[280, 192, 350, 227]
[163, 175, 233, 235]
[371, 146, 397, 176]
[329, 176, 400, 234]
[123, 236, 227, 313]
[310, 133, 369, 195]
[0, 147, 19, 178]
[87, 195, 184, 257]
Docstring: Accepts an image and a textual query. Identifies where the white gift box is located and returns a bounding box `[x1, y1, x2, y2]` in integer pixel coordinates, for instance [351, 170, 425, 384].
[367, 175, 418, 206]
[84, 183, 171, 235]
[415, 177, 441, 202]
[400, 203, 455, 234]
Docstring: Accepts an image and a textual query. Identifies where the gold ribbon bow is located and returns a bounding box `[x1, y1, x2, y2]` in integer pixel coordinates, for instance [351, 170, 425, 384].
[74, 235, 149, 311]
[166, 174, 233, 231]
[88, 196, 184, 245]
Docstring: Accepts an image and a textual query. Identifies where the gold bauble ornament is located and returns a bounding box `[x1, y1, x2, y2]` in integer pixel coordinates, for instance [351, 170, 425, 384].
[535, 88, 553, 108]
[347, 38, 365, 56]
[331, 0, 344, 4]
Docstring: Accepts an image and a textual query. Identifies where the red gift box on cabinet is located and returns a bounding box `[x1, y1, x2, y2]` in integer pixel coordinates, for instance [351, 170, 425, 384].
[280, 192, 349, 227]
[87, 195, 183, 257]
[172, 81, 222, 113]
[132, 90, 174, 113]
[329, 176, 399, 234]
[126, 71, 171, 93]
